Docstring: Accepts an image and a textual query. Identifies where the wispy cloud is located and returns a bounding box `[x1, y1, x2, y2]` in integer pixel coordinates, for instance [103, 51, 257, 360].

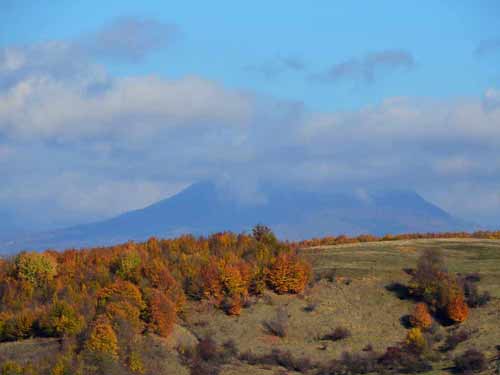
[312, 49, 415, 84]
[483, 88, 500, 111]
[475, 37, 500, 57]
[246, 55, 306, 79]
[81, 17, 179, 63]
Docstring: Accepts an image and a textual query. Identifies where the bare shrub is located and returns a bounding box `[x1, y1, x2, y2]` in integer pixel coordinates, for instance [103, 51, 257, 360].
[317, 351, 379, 375]
[303, 301, 318, 312]
[198, 336, 218, 362]
[190, 360, 220, 375]
[462, 280, 491, 308]
[385, 282, 411, 299]
[441, 329, 471, 351]
[454, 349, 487, 373]
[322, 326, 351, 341]
[263, 307, 289, 337]
[464, 273, 481, 282]
[240, 349, 314, 372]
[378, 346, 432, 374]
[220, 339, 238, 361]
[182, 334, 238, 375]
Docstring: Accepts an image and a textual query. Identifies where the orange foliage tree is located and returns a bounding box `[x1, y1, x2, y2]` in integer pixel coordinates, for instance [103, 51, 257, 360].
[447, 295, 469, 323]
[266, 252, 310, 294]
[409, 302, 432, 330]
[97, 280, 145, 333]
[200, 255, 250, 315]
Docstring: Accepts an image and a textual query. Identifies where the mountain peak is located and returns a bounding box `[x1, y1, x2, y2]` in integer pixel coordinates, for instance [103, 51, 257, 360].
[1, 183, 468, 253]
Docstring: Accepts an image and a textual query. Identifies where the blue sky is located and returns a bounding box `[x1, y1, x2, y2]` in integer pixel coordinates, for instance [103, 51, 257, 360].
[3, 1, 499, 110]
[0, 1, 499, 231]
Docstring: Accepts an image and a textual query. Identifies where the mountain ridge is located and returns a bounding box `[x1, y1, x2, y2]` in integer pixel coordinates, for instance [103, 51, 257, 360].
[0, 182, 470, 253]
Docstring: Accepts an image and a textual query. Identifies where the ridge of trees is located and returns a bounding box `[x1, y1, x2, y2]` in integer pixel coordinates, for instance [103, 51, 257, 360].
[293, 230, 500, 248]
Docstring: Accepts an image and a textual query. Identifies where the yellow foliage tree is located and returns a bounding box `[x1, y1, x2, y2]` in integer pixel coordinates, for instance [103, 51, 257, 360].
[13, 251, 57, 287]
[405, 327, 426, 352]
[85, 316, 118, 358]
[128, 351, 145, 374]
[41, 301, 84, 337]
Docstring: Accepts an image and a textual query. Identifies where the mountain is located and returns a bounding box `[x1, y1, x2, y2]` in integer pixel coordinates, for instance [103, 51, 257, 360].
[1, 182, 469, 253]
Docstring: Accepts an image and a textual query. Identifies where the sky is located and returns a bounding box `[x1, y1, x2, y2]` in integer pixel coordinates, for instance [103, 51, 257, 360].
[0, 1, 500, 231]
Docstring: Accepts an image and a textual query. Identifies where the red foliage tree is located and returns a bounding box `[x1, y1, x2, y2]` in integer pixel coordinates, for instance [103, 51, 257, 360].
[146, 289, 176, 337]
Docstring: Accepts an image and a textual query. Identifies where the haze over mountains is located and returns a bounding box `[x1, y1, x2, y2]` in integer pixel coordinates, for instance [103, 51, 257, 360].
[0, 182, 469, 253]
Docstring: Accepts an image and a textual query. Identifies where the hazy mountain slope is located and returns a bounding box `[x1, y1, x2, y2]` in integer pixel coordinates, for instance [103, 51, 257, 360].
[1, 182, 469, 252]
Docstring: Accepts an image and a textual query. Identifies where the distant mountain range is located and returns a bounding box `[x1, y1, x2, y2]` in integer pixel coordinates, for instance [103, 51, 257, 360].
[0, 182, 470, 253]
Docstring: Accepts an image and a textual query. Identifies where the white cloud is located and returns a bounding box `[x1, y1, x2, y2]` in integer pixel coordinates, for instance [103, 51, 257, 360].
[0, 34, 500, 228]
[0, 45, 252, 141]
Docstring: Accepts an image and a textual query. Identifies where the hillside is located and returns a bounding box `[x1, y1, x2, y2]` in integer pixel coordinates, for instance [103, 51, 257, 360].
[1, 237, 499, 374]
[1, 182, 469, 252]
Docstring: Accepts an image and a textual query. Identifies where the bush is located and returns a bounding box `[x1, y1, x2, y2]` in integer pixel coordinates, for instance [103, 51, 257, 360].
[197, 336, 219, 362]
[454, 349, 487, 373]
[183, 335, 237, 375]
[322, 326, 351, 341]
[315, 269, 337, 283]
[441, 329, 471, 351]
[464, 273, 481, 282]
[263, 307, 288, 337]
[463, 281, 490, 308]
[317, 351, 378, 375]
[378, 346, 432, 374]
[303, 301, 318, 312]
[240, 349, 314, 372]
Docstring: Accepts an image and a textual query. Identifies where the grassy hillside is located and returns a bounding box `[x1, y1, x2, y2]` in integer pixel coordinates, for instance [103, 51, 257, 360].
[1, 238, 499, 374]
[183, 238, 500, 374]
